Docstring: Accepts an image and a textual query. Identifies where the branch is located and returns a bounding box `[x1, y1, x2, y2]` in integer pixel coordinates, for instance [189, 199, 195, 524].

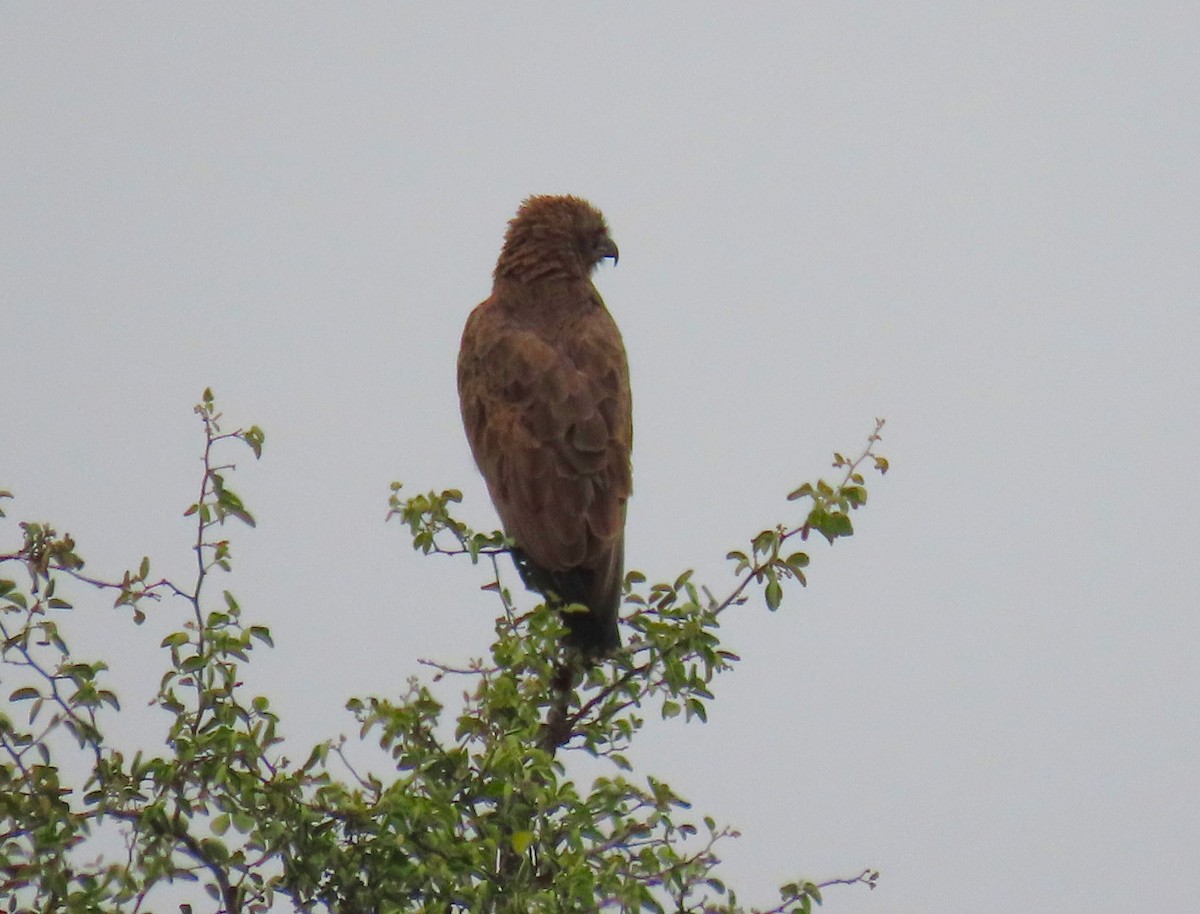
[417, 657, 500, 679]
[815, 868, 879, 891]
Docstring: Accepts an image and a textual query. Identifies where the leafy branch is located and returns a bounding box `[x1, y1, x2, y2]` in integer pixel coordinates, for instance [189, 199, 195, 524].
[387, 419, 890, 910]
[2, 394, 887, 914]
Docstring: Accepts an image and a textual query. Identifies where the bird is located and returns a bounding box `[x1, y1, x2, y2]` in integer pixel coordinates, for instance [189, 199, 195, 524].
[457, 195, 632, 655]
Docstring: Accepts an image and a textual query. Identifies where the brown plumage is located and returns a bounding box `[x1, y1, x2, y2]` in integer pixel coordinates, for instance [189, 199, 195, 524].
[457, 195, 632, 654]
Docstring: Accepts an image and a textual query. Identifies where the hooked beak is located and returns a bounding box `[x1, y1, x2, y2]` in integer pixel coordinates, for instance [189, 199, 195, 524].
[599, 235, 619, 267]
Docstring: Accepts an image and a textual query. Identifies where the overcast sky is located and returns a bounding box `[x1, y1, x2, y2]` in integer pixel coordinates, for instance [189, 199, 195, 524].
[3, 5, 1198, 913]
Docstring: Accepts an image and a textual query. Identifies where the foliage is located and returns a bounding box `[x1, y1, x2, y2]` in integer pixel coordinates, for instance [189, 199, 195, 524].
[1, 392, 885, 913]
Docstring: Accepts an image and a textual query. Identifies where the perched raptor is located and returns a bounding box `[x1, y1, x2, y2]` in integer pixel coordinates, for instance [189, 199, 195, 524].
[457, 195, 632, 654]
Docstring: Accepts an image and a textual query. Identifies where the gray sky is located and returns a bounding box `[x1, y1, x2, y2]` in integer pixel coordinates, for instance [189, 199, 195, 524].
[3, 5, 1198, 912]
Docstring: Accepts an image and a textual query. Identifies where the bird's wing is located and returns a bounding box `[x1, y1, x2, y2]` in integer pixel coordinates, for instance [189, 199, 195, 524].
[458, 295, 632, 573]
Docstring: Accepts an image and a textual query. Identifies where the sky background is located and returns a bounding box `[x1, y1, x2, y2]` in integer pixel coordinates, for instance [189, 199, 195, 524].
[3, 5, 1198, 912]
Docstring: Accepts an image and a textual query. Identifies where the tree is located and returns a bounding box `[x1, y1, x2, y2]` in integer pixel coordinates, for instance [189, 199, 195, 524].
[1, 391, 886, 913]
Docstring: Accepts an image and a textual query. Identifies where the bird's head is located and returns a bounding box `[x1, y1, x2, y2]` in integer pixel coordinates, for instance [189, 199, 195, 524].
[495, 195, 619, 283]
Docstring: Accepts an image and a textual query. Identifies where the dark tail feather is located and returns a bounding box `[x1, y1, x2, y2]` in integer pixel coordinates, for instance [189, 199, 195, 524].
[511, 548, 622, 655]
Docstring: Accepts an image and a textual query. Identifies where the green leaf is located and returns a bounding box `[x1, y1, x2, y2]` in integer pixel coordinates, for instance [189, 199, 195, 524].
[9, 687, 40, 702]
[785, 552, 810, 571]
[232, 812, 255, 834]
[510, 831, 534, 855]
[752, 529, 778, 555]
[788, 482, 814, 501]
[243, 425, 266, 458]
[843, 485, 867, 508]
[765, 578, 783, 610]
[807, 507, 854, 543]
[828, 513, 854, 536]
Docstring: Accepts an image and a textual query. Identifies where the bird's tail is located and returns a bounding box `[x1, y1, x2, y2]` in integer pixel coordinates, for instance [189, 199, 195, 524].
[511, 548, 622, 656]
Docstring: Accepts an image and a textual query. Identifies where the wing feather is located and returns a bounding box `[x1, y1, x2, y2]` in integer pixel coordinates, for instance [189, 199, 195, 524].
[458, 292, 631, 576]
